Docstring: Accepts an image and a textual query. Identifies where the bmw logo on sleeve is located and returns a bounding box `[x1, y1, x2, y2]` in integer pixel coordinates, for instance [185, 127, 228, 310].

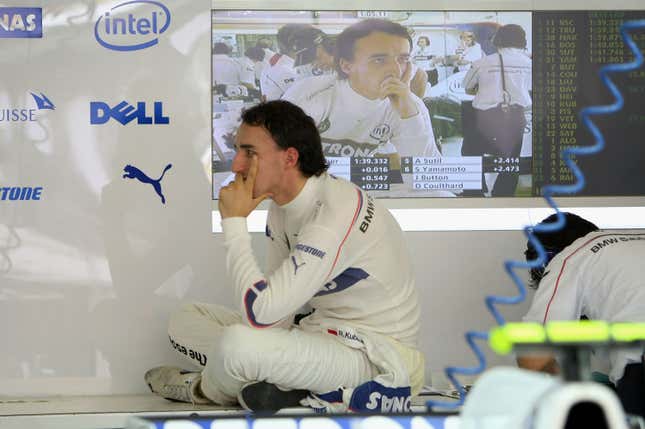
[94, 1, 171, 51]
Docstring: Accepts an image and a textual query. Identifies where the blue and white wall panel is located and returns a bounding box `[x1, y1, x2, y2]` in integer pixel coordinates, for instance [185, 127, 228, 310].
[0, 0, 220, 396]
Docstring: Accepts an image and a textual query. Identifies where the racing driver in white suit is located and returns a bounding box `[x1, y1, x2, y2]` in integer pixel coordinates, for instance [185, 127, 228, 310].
[145, 100, 425, 413]
[283, 19, 442, 197]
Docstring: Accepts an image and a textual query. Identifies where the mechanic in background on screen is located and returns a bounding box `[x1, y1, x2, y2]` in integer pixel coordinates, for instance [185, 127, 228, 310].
[461, 24, 531, 197]
[212, 42, 256, 94]
[519, 212, 645, 418]
[411, 35, 440, 87]
[260, 24, 334, 101]
[145, 100, 425, 414]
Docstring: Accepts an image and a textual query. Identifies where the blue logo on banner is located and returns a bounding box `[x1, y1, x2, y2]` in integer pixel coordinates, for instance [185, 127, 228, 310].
[90, 101, 169, 125]
[0, 92, 54, 122]
[352, 382, 411, 413]
[0, 7, 42, 38]
[0, 187, 43, 201]
[122, 164, 172, 204]
[30, 92, 55, 110]
[94, 1, 171, 51]
[144, 415, 454, 429]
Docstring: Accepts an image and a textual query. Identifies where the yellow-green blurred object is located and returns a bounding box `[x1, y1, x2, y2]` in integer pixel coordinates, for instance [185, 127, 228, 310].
[490, 322, 546, 355]
[611, 323, 645, 342]
[489, 321, 645, 355]
[546, 320, 610, 343]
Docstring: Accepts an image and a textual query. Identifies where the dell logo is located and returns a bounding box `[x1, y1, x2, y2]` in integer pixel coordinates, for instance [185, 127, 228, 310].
[0, 7, 42, 38]
[90, 101, 169, 125]
[94, 1, 171, 51]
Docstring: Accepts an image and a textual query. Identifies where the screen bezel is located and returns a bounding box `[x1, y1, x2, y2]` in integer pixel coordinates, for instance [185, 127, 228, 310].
[210, 0, 645, 231]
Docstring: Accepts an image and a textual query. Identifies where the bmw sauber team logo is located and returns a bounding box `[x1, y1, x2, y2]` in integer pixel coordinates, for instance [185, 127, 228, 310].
[369, 123, 391, 142]
[318, 117, 330, 133]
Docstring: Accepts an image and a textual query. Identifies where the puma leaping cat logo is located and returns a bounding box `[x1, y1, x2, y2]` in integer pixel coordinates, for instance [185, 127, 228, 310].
[291, 255, 306, 274]
[122, 163, 173, 204]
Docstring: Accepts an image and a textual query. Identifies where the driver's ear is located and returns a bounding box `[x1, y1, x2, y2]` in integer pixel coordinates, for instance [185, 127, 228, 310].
[339, 58, 352, 76]
[285, 147, 299, 167]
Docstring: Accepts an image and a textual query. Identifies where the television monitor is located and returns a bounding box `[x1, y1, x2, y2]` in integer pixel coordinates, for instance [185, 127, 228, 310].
[211, 9, 645, 200]
[209, 6, 645, 232]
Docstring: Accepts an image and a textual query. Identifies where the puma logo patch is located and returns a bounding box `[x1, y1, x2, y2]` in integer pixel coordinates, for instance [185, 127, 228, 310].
[122, 163, 172, 204]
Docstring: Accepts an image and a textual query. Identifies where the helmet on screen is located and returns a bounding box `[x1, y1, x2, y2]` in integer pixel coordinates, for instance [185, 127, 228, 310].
[287, 25, 328, 67]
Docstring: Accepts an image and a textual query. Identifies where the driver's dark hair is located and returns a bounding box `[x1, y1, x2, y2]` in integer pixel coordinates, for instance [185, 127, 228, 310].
[241, 100, 328, 177]
[525, 212, 599, 288]
[335, 19, 412, 79]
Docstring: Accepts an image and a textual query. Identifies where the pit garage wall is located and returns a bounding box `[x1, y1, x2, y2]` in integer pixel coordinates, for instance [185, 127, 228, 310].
[1, 0, 219, 396]
[0, 0, 615, 397]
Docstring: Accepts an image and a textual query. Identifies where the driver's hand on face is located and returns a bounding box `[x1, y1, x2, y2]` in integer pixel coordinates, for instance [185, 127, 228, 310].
[379, 61, 419, 119]
[218, 154, 269, 219]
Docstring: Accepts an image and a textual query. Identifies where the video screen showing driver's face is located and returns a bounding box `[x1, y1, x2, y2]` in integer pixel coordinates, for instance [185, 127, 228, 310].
[212, 11, 532, 199]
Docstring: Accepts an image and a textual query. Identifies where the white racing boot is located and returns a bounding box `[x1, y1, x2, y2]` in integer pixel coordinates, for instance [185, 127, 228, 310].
[145, 366, 211, 405]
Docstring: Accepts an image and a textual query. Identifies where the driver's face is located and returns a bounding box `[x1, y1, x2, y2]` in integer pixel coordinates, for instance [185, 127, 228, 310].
[341, 32, 411, 100]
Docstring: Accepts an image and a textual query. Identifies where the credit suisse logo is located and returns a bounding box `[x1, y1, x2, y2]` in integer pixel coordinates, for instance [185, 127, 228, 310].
[0, 7, 42, 38]
[94, 0, 171, 51]
[0, 92, 55, 123]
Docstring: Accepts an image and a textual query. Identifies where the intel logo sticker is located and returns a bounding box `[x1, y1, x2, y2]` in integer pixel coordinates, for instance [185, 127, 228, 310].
[94, 0, 171, 52]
